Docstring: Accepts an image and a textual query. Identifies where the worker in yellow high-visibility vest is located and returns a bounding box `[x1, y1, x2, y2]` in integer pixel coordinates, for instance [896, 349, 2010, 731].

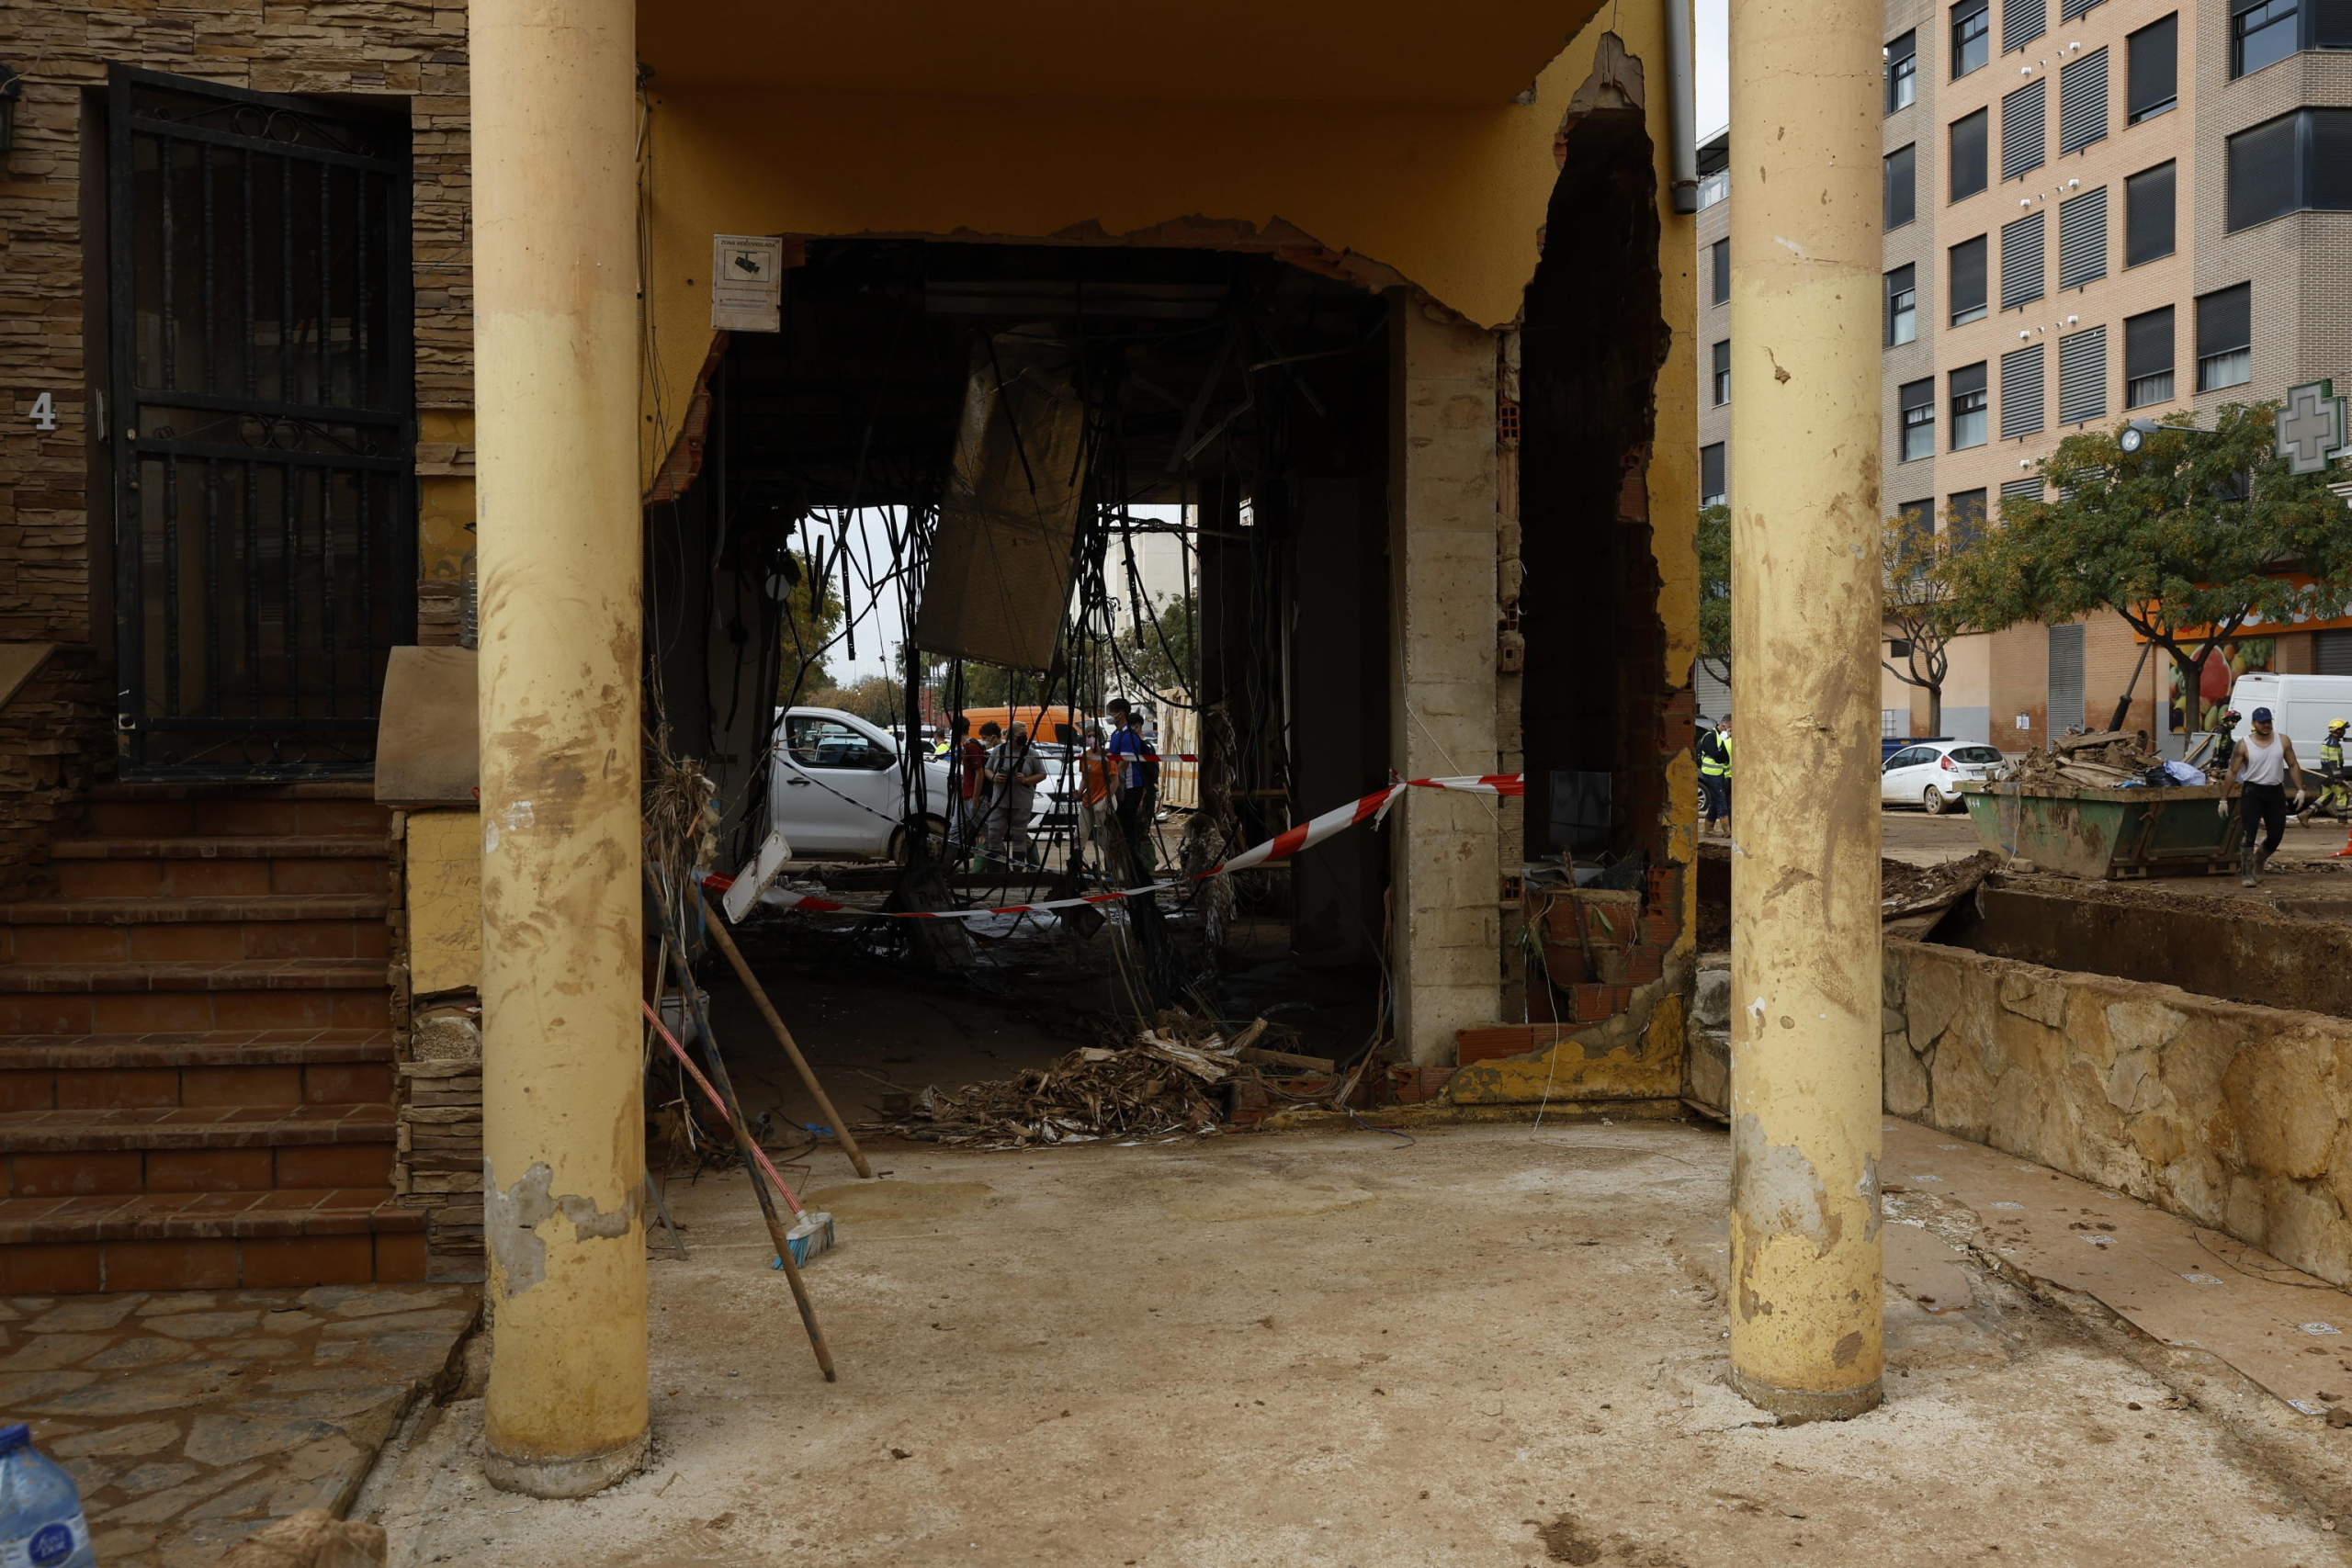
[1697, 714, 1734, 838]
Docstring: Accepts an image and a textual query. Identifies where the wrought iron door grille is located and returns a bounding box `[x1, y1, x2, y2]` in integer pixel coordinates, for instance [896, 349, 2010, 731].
[107, 67, 415, 778]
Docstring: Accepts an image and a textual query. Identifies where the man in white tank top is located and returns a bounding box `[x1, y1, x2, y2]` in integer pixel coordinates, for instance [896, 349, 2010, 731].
[2223, 705, 2308, 886]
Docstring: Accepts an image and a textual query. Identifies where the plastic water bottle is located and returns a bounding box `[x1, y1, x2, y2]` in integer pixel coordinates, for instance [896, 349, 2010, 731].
[0, 1424, 95, 1568]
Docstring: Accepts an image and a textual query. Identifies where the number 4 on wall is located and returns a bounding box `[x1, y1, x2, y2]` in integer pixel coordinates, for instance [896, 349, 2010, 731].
[27, 392, 56, 432]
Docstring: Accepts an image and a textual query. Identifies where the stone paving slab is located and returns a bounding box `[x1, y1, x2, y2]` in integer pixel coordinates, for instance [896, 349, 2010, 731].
[2, 1281, 475, 1567]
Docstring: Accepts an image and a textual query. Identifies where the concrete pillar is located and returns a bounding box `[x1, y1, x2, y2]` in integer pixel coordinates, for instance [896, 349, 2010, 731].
[473, 0, 650, 1496]
[1725, 0, 1886, 1421]
[1387, 295, 1501, 1065]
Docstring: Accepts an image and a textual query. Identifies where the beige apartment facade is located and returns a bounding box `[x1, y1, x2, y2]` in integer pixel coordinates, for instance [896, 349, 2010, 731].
[1702, 0, 2352, 753]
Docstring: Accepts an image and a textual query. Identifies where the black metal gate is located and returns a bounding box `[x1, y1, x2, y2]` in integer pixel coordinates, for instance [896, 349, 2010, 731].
[107, 67, 415, 778]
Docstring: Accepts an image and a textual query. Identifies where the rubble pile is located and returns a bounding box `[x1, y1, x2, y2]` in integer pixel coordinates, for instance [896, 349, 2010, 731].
[2007, 728, 2164, 788]
[858, 1010, 1315, 1148]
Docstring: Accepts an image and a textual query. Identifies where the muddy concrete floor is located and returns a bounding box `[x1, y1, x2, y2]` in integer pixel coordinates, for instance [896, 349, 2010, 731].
[367, 1122, 2350, 1566]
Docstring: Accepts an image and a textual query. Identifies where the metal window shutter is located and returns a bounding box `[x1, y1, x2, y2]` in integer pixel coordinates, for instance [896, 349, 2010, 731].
[2124, 307, 2173, 382]
[2057, 326, 2108, 425]
[2006, 0, 2048, 51]
[2318, 629, 2352, 677]
[2059, 49, 2109, 154]
[2057, 186, 2108, 289]
[2061, 0, 2105, 18]
[2001, 344, 2046, 439]
[2001, 477, 2046, 501]
[2047, 624, 2086, 731]
[2003, 80, 2048, 181]
[2001, 212, 2046, 309]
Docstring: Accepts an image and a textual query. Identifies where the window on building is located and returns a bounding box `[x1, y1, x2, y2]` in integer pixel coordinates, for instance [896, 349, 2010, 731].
[1713, 339, 1733, 404]
[1886, 144, 1917, 229]
[2124, 305, 2175, 407]
[1946, 489, 1989, 547]
[2057, 187, 2108, 289]
[1701, 443, 1727, 507]
[2048, 623, 2086, 732]
[2001, 476, 2047, 514]
[2235, 0, 2301, 76]
[2226, 107, 2352, 231]
[1893, 499, 1936, 582]
[1950, 234, 1988, 323]
[2059, 48, 2109, 155]
[2006, 0, 2049, 52]
[2058, 325, 2108, 425]
[2127, 16, 2178, 122]
[2000, 211, 2046, 309]
[2001, 344, 2047, 438]
[1888, 30, 1919, 110]
[2125, 161, 2177, 265]
[1951, 362, 1989, 448]
[2062, 0, 2106, 20]
[2317, 628, 2352, 676]
[1951, 109, 1989, 201]
[2196, 284, 2252, 391]
[1954, 0, 1991, 75]
[2003, 80, 2048, 180]
[1886, 265, 1918, 345]
[1900, 378, 1937, 460]
[1712, 238, 1731, 307]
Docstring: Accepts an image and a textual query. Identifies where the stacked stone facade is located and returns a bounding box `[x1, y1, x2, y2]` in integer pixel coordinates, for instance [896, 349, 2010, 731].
[0, 0, 473, 884]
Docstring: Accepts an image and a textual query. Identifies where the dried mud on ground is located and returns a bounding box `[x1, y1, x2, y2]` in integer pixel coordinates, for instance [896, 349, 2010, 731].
[368, 1125, 2352, 1567]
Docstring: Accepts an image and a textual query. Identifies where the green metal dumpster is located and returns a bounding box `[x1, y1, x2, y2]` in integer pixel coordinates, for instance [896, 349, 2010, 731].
[1958, 780, 2244, 879]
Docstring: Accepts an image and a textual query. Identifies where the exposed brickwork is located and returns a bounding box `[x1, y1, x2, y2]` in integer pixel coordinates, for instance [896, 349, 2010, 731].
[0, 0, 472, 877]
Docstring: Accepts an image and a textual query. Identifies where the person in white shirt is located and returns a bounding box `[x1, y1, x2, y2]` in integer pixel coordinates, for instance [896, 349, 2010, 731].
[2222, 705, 2308, 886]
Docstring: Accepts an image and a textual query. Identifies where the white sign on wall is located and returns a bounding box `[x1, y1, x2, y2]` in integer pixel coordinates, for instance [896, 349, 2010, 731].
[710, 235, 785, 333]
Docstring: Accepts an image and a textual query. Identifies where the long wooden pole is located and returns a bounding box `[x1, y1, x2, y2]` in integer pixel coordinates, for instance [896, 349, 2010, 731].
[695, 886, 876, 1179]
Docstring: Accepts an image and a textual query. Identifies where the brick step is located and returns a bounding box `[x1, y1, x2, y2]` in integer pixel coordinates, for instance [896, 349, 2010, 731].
[0, 1030, 395, 1112]
[86, 782, 390, 840]
[51, 836, 390, 898]
[0, 960, 390, 1038]
[0, 895, 390, 968]
[0, 1104, 396, 1199]
[0, 1190, 424, 1293]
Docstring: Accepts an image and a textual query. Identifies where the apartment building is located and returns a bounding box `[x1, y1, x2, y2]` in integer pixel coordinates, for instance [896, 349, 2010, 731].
[1700, 0, 2352, 752]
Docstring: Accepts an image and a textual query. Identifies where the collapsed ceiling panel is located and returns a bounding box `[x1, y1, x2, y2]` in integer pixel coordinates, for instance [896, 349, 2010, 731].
[911, 336, 1091, 673]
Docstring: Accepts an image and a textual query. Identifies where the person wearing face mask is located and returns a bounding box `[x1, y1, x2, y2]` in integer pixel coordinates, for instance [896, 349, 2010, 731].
[2221, 706, 2308, 887]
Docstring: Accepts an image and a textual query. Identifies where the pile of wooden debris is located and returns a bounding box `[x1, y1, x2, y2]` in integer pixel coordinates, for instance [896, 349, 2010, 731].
[2007, 728, 2163, 788]
[858, 1011, 1346, 1148]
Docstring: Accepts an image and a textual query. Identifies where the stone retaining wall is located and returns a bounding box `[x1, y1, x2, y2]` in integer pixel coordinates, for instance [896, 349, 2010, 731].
[1885, 936, 2352, 1288]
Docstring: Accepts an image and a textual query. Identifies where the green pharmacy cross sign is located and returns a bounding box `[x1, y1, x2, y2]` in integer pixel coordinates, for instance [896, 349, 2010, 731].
[2276, 379, 2348, 475]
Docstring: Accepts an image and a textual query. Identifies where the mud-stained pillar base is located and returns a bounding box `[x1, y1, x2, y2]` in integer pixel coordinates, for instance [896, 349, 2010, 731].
[473, 0, 649, 1495]
[1724, 0, 1887, 1421]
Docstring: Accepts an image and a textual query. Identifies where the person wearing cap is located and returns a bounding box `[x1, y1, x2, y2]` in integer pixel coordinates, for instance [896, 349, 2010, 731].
[2301, 718, 2350, 826]
[2222, 705, 2309, 886]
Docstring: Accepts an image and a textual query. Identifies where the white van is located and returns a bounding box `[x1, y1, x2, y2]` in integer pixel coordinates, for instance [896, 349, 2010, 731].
[2225, 674, 2352, 757]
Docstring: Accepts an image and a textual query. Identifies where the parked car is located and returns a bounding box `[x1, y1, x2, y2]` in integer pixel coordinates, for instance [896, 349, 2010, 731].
[767, 707, 953, 861]
[1881, 740, 2008, 813]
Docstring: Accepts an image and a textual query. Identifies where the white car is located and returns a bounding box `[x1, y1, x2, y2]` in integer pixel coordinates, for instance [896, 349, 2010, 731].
[1880, 740, 2007, 813]
[767, 707, 954, 861]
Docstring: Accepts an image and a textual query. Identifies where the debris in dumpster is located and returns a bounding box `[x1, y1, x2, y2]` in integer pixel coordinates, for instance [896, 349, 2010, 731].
[2007, 730, 2168, 788]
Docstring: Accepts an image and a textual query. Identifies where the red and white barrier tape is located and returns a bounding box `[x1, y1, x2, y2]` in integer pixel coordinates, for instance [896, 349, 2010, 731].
[729, 773, 1522, 923]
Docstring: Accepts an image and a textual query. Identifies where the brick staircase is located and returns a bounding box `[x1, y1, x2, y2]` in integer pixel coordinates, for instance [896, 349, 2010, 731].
[0, 781, 423, 1293]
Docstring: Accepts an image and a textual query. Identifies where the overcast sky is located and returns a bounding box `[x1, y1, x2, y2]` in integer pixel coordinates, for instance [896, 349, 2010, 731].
[1697, 0, 1729, 141]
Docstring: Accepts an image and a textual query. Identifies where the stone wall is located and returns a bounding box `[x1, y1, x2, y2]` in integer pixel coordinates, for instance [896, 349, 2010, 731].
[0, 0, 472, 874]
[1885, 935, 2352, 1289]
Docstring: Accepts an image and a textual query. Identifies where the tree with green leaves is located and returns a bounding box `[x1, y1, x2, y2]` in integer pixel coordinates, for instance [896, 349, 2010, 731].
[1941, 401, 2352, 721]
[1883, 504, 1963, 735]
[1110, 594, 1196, 703]
[1695, 503, 1731, 692]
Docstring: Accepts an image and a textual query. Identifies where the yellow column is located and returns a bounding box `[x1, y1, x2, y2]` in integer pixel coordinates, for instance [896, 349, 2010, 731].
[1724, 0, 1885, 1422]
[472, 0, 649, 1495]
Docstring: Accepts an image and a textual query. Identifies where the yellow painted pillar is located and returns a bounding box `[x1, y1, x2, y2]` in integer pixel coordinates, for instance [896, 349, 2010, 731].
[1724, 0, 1885, 1422]
[472, 0, 649, 1496]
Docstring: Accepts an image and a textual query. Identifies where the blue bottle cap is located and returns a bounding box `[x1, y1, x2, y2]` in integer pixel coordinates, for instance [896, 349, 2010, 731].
[0, 1425, 27, 1453]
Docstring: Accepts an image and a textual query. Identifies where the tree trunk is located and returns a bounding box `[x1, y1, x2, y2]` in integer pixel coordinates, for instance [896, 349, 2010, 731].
[1928, 685, 1943, 736]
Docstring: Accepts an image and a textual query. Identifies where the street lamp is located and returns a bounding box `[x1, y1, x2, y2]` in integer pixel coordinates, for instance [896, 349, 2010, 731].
[2118, 416, 2205, 454]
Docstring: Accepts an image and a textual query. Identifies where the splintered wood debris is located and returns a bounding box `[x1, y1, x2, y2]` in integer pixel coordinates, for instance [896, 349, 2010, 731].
[2006, 728, 2169, 789]
[858, 1012, 1311, 1148]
